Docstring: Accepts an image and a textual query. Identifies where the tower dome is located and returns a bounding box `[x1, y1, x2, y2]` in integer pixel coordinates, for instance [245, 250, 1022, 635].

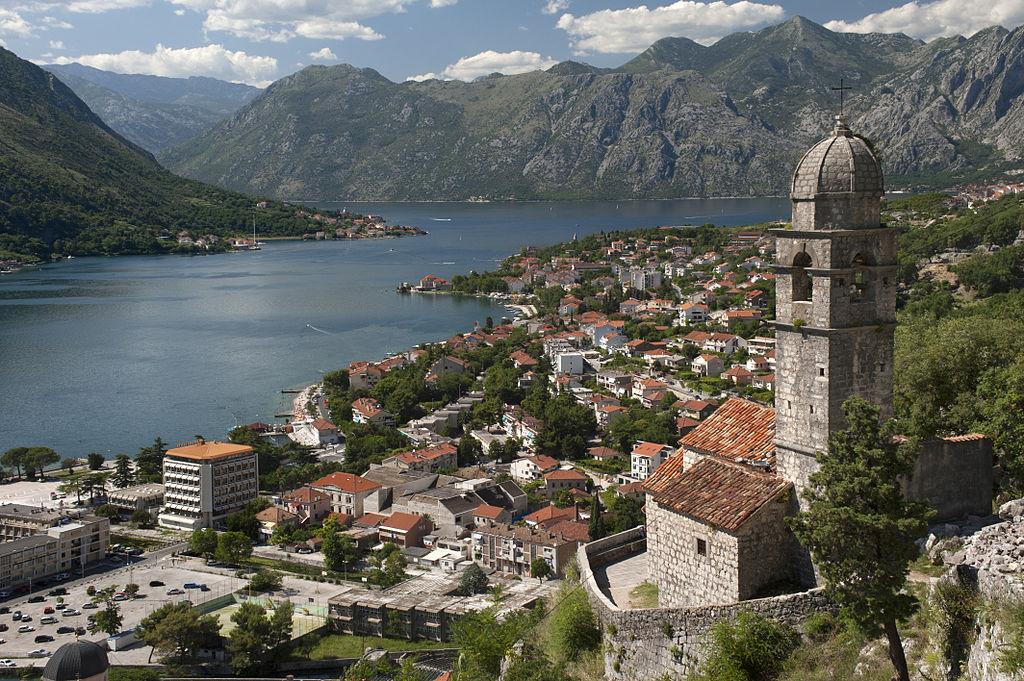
[43, 640, 110, 681]
[789, 116, 884, 231]
[791, 115, 883, 198]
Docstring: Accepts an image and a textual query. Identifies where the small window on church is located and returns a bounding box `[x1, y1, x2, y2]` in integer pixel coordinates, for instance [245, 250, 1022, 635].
[809, 405, 815, 414]
[818, 367, 825, 377]
[851, 254, 870, 302]
[878, 362, 886, 372]
[787, 400, 792, 410]
[696, 539, 707, 556]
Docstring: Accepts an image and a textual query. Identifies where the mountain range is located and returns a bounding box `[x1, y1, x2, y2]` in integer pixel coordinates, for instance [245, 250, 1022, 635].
[0, 47, 342, 262]
[43, 63, 260, 153]
[149, 17, 1024, 201]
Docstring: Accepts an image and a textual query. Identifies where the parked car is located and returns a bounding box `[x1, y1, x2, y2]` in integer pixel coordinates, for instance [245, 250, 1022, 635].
[166, 588, 185, 595]
[21, 615, 32, 622]
[56, 626, 74, 635]
[33, 635, 53, 643]
[28, 596, 45, 603]
[40, 616, 57, 625]
[56, 573, 69, 580]
[62, 609, 80, 617]
[47, 588, 67, 596]
[43, 607, 54, 614]
[17, 625, 34, 633]
[0, 658, 15, 668]
[0, 623, 7, 632]
[54, 603, 67, 610]
[149, 581, 164, 587]
[27, 649, 49, 658]
[0, 607, 9, 614]
[126, 548, 143, 556]
[183, 583, 200, 589]
[296, 547, 313, 554]
[74, 627, 86, 636]
[81, 602, 98, 610]
[12, 611, 21, 621]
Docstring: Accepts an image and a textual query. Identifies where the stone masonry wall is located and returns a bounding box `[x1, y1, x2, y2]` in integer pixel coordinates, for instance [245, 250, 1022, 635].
[736, 492, 795, 599]
[648, 497, 741, 607]
[581, 529, 835, 680]
[904, 437, 993, 523]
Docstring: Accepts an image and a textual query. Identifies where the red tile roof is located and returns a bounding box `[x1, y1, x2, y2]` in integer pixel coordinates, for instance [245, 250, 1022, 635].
[545, 468, 588, 481]
[528, 455, 560, 471]
[648, 457, 788, 532]
[678, 398, 775, 463]
[355, 513, 387, 527]
[632, 441, 671, 458]
[283, 486, 329, 503]
[523, 504, 577, 526]
[310, 472, 381, 494]
[474, 504, 506, 519]
[381, 511, 429, 533]
[548, 520, 591, 543]
[587, 446, 622, 459]
[397, 442, 458, 465]
[256, 507, 297, 523]
[311, 418, 337, 431]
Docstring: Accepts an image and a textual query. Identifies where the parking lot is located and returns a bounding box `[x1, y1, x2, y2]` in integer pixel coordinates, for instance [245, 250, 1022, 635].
[0, 558, 238, 660]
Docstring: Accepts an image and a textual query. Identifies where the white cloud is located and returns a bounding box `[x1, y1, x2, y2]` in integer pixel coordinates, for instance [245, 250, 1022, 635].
[66, 0, 149, 12]
[409, 49, 558, 82]
[543, 0, 569, 15]
[308, 46, 337, 61]
[50, 43, 277, 85]
[556, 0, 785, 53]
[174, 8, 185, 15]
[824, 0, 1024, 41]
[430, 0, 458, 6]
[169, 0, 412, 42]
[48, 38, 63, 49]
[0, 9, 33, 38]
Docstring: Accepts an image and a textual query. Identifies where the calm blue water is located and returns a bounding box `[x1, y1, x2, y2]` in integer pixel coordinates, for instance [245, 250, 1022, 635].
[0, 199, 787, 456]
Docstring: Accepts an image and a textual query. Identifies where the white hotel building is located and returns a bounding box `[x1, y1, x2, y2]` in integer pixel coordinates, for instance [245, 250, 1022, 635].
[158, 439, 259, 531]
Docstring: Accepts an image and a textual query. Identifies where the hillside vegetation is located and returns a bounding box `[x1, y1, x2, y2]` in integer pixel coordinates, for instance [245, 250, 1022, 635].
[0, 47, 347, 263]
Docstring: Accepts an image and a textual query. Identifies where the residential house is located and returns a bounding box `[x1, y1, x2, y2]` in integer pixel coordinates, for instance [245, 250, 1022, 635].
[502, 276, 526, 294]
[389, 443, 458, 473]
[419, 274, 451, 291]
[595, 403, 627, 428]
[352, 397, 395, 427]
[676, 399, 717, 421]
[704, 333, 747, 354]
[379, 512, 433, 548]
[722, 365, 754, 386]
[426, 356, 471, 383]
[558, 296, 583, 316]
[691, 354, 724, 377]
[678, 303, 709, 325]
[348, 361, 384, 391]
[619, 298, 642, 315]
[743, 289, 768, 309]
[631, 441, 674, 481]
[281, 486, 331, 524]
[554, 351, 584, 375]
[753, 373, 775, 390]
[523, 503, 578, 528]
[290, 418, 342, 447]
[502, 407, 543, 450]
[544, 469, 589, 497]
[510, 455, 560, 482]
[309, 472, 383, 517]
[256, 506, 298, 542]
[509, 350, 538, 369]
[473, 504, 511, 525]
[597, 370, 633, 398]
[588, 446, 624, 462]
[746, 355, 771, 373]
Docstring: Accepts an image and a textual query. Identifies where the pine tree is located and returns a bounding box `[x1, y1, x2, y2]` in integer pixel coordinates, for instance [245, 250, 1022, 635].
[788, 396, 933, 681]
[111, 454, 135, 488]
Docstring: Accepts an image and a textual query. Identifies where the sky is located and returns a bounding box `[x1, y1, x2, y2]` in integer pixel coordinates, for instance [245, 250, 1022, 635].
[0, 0, 1022, 87]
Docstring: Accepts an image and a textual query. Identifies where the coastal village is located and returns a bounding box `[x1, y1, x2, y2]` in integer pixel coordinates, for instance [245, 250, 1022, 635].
[0, 127, 1022, 681]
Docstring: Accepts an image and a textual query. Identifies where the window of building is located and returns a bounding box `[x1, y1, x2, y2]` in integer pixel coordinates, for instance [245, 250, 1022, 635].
[851, 253, 872, 302]
[696, 538, 707, 556]
[792, 251, 813, 302]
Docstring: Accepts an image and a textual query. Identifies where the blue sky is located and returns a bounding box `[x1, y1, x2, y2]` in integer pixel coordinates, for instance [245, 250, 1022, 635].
[1, 0, 1022, 86]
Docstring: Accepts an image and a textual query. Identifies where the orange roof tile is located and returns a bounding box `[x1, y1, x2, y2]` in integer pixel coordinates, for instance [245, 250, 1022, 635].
[167, 440, 253, 462]
[310, 472, 381, 494]
[382, 511, 429, 532]
[675, 398, 775, 463]
[523, 504, 577, 526]
[545, 469, 587, 481]
[632, 441, 671, 458]
[474, 504, 505, 519]
[649, 457, 788, 532]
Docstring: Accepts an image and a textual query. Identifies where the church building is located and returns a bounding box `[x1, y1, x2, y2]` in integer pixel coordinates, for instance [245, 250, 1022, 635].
[645, 115, 994, 608]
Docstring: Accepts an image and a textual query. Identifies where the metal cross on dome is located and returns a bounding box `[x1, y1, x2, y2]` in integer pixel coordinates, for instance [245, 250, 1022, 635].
[831, 78, 853, 116]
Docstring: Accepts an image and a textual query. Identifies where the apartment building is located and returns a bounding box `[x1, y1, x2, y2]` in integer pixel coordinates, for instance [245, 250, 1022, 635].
[158, 439, 259, 531]
[471, 522, 576, 578]
[107, 483, 165, 517]
[309, 471, 382, 517]
[0, 508, 110, 590]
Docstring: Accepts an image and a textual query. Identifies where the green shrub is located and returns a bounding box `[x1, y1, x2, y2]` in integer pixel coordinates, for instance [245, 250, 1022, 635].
[802, 612, 838, 642]
[694, 611, 799, 681]
[549, 587, 601, 660]
[1000, 601, 1024, 674]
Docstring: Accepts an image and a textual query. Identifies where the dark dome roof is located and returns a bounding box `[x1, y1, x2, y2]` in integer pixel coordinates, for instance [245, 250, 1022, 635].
[791, 116, 883, 198]
[43, 640, 109, 681]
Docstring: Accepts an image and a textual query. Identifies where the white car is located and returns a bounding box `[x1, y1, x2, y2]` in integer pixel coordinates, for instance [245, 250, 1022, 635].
[17, 625, 34, 633]
[62, 609, 80, 616]
[0, 658, 15, 668]
[27, 649, 49, 658]
[166, 588, 185, 595]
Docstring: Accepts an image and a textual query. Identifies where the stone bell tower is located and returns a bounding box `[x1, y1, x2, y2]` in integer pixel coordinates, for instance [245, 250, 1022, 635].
[772, 115, 897, 501]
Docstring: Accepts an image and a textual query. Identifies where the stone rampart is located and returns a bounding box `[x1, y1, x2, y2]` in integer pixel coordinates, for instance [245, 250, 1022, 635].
[579, 528, 834, 679]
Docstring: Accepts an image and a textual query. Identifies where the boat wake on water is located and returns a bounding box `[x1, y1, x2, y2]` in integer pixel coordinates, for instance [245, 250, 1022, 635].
[306, 324, 333, 335]
[431, 218, 453, 221]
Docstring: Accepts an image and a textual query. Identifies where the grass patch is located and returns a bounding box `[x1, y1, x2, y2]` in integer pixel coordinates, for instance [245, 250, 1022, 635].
[628, 582, 659, 609]
[244, 556, 372, 584]
[910, 553, 947, 579]
[291, 633, 449, 660]
[111, 533, 166, 551]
